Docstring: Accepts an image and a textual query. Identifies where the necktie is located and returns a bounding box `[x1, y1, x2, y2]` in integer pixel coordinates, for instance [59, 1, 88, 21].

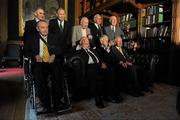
[98, 25, 103, 36]
[42, 40, 50, 62]
[86, 49, 98, 63]
[112, 26, 115, 39]
[59, 21, 63, 32]
[118, 47, 125, 58]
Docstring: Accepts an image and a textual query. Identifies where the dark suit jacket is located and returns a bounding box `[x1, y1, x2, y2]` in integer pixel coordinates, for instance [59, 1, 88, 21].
[23, 19, 38, 43]
[49, 19, 72, 52]
[75, 48, 101, 88]
[24, 33, 58, 60]
[89, 23, 106, 47]
[96, 46, 114, 67]
[76, 48, 100, 65]
[111, 46, 129, 64]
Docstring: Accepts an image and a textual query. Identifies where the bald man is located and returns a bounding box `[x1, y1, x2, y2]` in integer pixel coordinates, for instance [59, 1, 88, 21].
[49, 7, 72, 54]
[23, 7, 45, 48]
[71, 17, 92, 47]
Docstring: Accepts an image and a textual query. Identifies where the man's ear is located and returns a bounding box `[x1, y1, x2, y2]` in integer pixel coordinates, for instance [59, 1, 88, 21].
[36, 26, 39, 32]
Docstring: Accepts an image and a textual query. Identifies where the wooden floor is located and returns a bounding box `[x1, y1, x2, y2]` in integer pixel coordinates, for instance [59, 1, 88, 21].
[0, 68, 25, 120]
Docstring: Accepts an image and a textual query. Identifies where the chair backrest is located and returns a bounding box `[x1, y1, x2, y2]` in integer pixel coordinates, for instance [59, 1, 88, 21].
[65, 54, 86, 88]
[5, 44, 21, 57]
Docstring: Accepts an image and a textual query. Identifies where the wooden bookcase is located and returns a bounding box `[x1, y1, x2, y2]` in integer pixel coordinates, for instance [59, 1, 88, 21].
[139, 0, 172, 52]
[119, 12, 138, 50]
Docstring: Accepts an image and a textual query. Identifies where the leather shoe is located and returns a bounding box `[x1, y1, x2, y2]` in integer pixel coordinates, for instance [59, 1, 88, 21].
[53, 103, 69, 112]
[95, 96, 105, 109]
[36, 107, 52, 115]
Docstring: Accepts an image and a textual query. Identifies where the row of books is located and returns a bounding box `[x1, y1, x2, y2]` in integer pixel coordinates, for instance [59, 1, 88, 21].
[141, 25, 170, 38]
[120, 13, 134, 22]
[141, 5, 164, 16]
[123, 30, 137, 40]
[120, 19, 137, 29]
[142, 14, 163, 25]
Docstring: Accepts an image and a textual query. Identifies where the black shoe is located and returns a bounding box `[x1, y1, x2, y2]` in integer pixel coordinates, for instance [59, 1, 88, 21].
[141, 87, 150, 92]
[117, 95, 124, 103]
[103, 96, 122, 104]
[36, 107, 52, 115]
[53, 103, 69, 112]
[95, 96, 105, 109]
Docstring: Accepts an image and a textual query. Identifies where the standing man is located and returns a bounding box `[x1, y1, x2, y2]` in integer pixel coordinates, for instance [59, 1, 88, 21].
[49, 7, 72, 55]
[89, 14, 106, 48]
[26, 20, 67, 113]
[24, 7, 45, 44]
[23, 7, 45, 57]
[105, 15, 124, 45]
[72, 17, 92, 47]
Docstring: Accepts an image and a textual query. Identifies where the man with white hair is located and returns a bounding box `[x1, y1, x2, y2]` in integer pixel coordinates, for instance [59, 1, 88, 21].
[24, 7, 45, 44]
[71, 17, 92, 47]
[89, 14, 106, 48]
[104, 15, 124, 45]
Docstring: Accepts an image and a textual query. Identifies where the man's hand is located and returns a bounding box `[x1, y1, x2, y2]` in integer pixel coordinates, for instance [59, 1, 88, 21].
[126, 61, 132, 66]
[48, 54, 55, 64]
[119, 61, 127, 68]
[35, 55, 43, 62]
[101, 62, 107, 69]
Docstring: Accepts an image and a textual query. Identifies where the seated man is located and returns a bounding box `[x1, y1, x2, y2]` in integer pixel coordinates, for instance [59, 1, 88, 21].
[25, 20, 67, 113]
[96, 35, 123, 103]
[76, 36, 105, 108]
[111, 36, 144, 97]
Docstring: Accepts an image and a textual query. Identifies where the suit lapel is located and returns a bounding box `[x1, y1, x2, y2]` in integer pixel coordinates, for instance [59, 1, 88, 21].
[56, 19, 62, 32]
[78, 26, 82, 38]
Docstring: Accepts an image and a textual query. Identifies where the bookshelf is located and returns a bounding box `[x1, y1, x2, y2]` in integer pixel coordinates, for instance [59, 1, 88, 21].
[140, 0, 172, 51]
[119, 12, 138, 50]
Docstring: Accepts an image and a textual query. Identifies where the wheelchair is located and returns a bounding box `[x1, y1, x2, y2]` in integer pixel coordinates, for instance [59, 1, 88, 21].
[23, 57, 72, 115]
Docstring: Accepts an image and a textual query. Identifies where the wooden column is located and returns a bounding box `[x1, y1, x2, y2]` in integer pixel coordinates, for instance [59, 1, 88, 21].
[75, 0, 81, 25]
[172, 0, 180, 45]
[0, 0, 8, 54]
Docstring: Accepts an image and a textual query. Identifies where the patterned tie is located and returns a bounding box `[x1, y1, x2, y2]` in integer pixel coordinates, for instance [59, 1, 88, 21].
[42, 39, 50, 62]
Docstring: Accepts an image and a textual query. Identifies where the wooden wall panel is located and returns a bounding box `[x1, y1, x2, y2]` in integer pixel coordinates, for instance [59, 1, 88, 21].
[0, 0, 8, 54]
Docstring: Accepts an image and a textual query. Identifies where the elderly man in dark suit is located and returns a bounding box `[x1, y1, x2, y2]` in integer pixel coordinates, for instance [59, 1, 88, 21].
[49, 7, 72, 54]
[96, 35, 123, 103]
[23, 7, 45, 57]
[89, 14, 106, 48]
[24, 20, 67, 113]
[76, 36, 105, 108]
[111, 36, 144, 97]
[23, 7, 45, 45]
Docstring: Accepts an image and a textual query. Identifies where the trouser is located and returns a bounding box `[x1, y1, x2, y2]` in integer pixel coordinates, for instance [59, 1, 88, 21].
[34, 62, 63, 108]
[86, 64, 103, 97]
